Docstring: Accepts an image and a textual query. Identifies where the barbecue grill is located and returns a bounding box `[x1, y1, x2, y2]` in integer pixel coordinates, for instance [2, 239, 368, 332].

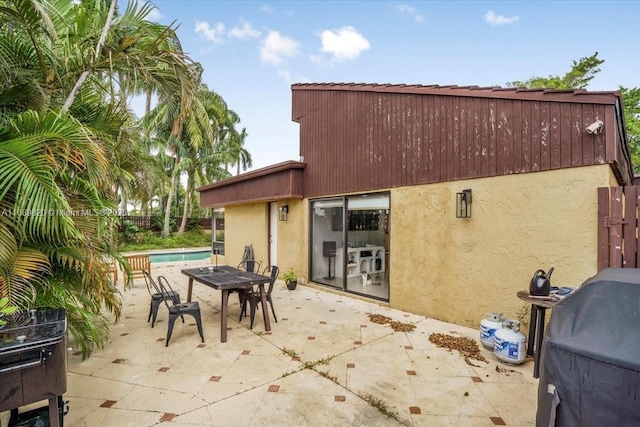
[0, 307, 67, 427]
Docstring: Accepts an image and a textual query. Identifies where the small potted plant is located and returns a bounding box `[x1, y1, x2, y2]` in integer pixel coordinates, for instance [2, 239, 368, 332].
[283, 269, 298, 290]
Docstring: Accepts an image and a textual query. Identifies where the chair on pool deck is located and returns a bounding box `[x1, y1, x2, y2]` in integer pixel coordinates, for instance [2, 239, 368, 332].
[105, 260, 118, 285]
[123, 254, 151, 290]
[157, 275, 204, 347]
[142, 270, 180, 327]
[240, 265, 279, 329]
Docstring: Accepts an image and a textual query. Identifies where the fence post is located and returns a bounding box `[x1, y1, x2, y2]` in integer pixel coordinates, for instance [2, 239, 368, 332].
[597, 187, 610, 272]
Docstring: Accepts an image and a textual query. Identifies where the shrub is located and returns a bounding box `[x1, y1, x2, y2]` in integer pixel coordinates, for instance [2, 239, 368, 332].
[123, 221, 139, 240]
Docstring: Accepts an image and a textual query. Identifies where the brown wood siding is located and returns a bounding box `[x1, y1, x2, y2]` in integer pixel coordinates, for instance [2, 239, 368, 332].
[295, 89, 625, 198]
[199, 165, 303, 207]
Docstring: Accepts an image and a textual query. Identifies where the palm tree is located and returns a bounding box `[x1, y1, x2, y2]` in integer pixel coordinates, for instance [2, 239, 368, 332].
[0, 0, 197, 357]
[143, 76, 238, 235]
[232, 128, 252, 175]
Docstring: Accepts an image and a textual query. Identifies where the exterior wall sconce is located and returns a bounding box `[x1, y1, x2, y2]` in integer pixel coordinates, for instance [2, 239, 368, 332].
[279, 205, 289, 221]
[456, 189, 472, 218]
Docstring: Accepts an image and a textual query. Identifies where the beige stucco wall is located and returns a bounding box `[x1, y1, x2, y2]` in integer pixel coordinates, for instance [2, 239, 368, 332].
[389, 164, 613, 328]
[221, 199, 308, 279]
[222, 203, 269, 267]
[275, 199, 308, 281]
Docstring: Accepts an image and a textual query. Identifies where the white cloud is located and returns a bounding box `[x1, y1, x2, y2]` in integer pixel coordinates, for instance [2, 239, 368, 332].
[195, 21, 226, 43]
[260, 31, 300, 65]
[228, 21, 261, 40]
[277, 69, 311, 84]
[146, 8, 161, 22]
[484, 11, 520, 26]
[317, 26, 370, 62]
[393, 4, 423, 23]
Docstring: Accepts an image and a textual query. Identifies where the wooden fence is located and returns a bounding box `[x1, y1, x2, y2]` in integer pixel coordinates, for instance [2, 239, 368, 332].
[120, 216, 211, 231]
[597, 186, 640, 271]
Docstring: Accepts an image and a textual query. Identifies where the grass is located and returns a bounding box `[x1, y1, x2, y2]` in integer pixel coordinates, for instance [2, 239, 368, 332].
[120, 230, 212, 252]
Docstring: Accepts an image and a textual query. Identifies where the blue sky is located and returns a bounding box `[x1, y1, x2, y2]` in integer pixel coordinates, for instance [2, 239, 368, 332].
[137, 1, 640, 171]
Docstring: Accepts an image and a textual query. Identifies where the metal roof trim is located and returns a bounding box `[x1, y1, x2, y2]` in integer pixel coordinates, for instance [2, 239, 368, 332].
[196, 160, 306, 192]
[291, 82, 620, 104]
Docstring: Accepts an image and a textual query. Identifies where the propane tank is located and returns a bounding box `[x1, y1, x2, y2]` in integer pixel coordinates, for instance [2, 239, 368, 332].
[493, 319, 527, 365]
[480, 312, 503, 349]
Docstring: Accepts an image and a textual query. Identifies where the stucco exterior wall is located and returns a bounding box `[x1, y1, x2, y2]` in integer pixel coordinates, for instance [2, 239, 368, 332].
[222, 199, 308, 280]
[224, 203, 269, 266]
[389, 165, 612, 329]
[274, 199, 308, 282]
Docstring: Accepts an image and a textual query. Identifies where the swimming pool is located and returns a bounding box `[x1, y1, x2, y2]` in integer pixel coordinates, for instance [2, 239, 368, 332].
[149, 250, 211, 263]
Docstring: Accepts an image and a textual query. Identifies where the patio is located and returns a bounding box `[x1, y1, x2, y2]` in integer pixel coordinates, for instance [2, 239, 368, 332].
[18, 260, 539, 426]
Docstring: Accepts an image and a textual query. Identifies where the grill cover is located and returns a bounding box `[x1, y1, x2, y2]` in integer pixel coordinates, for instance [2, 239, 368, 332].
[536, 268, 640, 426]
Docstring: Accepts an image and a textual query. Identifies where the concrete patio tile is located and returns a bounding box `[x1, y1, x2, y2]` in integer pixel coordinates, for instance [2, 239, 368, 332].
[168, 405, 216, 426]
[66, 406, 166, 427]
[475, 382, 537, 425]
[409, 376, 500, 418]
[408, 348, 480, 377]
[409, 414, 500, 427]
[132, 370, 212, 395]
[113, 384, 208, 413]
[65, 372, 135, 402]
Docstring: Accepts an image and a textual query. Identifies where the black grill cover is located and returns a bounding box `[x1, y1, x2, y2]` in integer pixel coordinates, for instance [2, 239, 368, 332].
[536, 268, 640, 426]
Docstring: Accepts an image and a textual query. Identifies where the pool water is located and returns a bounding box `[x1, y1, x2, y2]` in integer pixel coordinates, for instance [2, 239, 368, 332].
[149, 250, 211, 263]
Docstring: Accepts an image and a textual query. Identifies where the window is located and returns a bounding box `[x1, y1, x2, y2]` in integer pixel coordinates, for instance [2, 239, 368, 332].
[212, 209, 225, 255]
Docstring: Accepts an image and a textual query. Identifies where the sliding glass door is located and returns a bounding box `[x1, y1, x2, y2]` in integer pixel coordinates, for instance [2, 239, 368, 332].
[310, 199, 344, 288]
[344, 194, 389, 300]
[310, 193, 390, 301]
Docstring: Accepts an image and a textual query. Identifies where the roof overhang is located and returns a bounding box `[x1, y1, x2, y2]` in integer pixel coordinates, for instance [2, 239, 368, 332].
[197, 160, 306, 208]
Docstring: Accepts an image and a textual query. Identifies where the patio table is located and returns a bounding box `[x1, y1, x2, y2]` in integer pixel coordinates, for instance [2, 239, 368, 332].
[181, 265, 272, 342]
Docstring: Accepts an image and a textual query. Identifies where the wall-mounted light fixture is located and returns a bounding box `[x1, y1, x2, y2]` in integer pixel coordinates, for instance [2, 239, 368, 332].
[279, 205, 289, 221]
[585, 120, 603, 135]
[456, 189, 472, 218]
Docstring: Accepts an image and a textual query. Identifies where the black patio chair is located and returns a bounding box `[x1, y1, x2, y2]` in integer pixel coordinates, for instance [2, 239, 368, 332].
[142, 270, 180, 328]
[240, 265, 279, 329]
[229, 260, 262, 308]
[157, 275, 205, 347]
[237, 260, 261, 273]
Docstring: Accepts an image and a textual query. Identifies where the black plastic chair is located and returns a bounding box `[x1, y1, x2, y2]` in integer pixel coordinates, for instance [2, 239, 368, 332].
[240, 265, 279, 329]
[142, 270, 180, 328]
[157, 275, 205, 347]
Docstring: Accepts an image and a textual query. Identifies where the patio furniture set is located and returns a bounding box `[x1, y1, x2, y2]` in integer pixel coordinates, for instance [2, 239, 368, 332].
[141, 262, 280, 345]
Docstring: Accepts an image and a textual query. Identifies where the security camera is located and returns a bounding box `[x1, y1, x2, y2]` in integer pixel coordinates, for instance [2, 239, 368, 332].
[585, 120, 603, 135]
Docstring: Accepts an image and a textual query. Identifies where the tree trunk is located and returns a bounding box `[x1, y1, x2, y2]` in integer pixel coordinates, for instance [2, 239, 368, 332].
[145, 89, 152, 115]
[178, 189, 189, 235]
[120, 186, 128, 214]
[178, 170, 194, 234]
[163, 174, 176, 237]
[62, 0, 118, 112]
